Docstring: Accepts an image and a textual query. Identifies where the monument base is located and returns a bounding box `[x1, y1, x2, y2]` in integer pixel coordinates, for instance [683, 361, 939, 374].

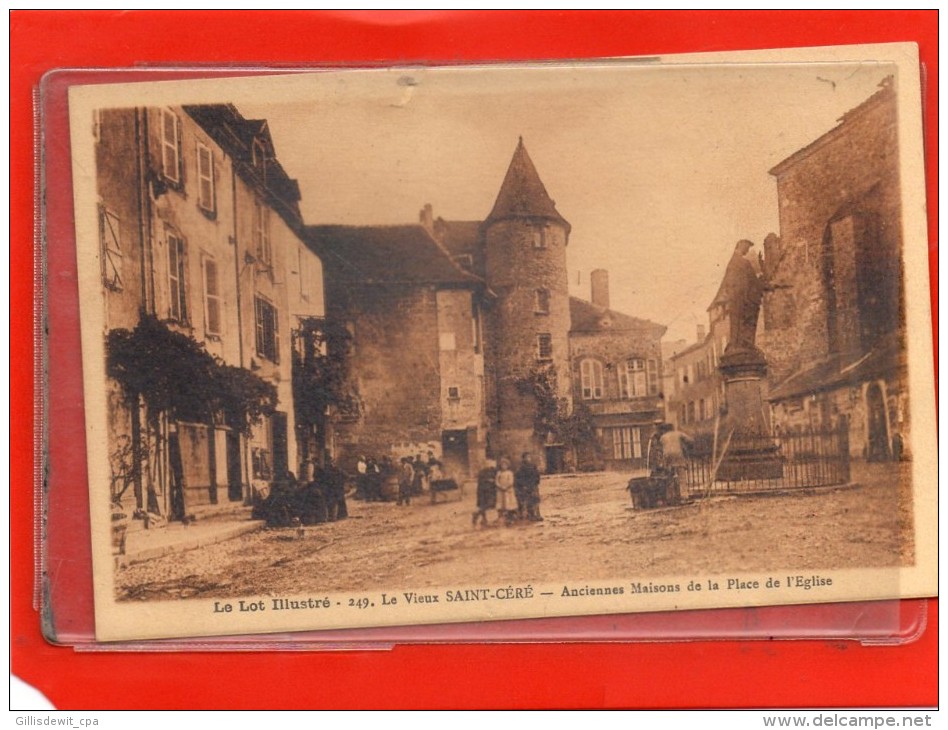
[717, 346, 784, 482]
[716, 443, 784, 481]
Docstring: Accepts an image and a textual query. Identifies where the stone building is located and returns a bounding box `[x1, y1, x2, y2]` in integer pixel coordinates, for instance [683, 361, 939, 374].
[758, 78, 907, 459]
[305, 223, 488, 477]
[569, 270, 666, 470]
[96, 104, 324, 520]
[308, 139, 664, 474]
[664, 322, 725, 433]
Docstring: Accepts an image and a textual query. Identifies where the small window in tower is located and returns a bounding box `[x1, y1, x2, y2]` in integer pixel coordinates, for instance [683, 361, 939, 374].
[534, 288, 550, 315]
[447, 386, 461, 401]
[532, 223, 548, 249]
[536, 333, 553, 361]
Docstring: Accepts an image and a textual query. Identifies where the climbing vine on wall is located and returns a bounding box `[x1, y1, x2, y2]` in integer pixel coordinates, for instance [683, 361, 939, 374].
[106, 314, 277, 432]
[291, 316, 355, 426]
[516, 364, 598, 454]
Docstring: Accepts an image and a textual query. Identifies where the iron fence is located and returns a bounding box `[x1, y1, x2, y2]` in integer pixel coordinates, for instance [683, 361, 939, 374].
[680, 424, 851, 497]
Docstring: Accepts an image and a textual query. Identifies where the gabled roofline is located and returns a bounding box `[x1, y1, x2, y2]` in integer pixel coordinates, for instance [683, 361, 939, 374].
[303, 223, 487, 288]
[768, 77, 896, 179]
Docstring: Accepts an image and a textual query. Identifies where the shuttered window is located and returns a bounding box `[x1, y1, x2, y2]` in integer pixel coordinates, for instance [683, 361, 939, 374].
[203, 256, 222, 336]
[167, 230, 188, 323]
[196, 142, 215, 213]
[255, 296, 280, 363]
[99, 206, 123, 291]
[536, 333, 553, 361]
[161, 109, 181, 184]
[254, 200, 272, 266]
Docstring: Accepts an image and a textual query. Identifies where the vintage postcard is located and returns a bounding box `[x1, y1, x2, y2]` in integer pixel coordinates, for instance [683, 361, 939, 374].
[65, 44, 936, 642]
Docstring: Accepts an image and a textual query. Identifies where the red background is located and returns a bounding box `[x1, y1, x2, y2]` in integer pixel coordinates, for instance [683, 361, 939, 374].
[11, 11, 938, 709]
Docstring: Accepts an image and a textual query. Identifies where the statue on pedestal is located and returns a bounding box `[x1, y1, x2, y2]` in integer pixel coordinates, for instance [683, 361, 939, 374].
[714, 238, 788, 481]
[720, 239, 766, 354]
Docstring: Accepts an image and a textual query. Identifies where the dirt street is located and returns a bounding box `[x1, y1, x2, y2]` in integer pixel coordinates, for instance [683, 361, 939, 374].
[117, 462, 913, 602]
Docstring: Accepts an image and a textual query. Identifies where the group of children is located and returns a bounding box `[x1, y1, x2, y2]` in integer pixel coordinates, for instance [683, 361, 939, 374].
[472, 452, 543, 527]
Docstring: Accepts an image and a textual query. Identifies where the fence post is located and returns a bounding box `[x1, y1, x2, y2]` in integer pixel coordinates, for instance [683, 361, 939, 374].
[839, 420, 851, 483]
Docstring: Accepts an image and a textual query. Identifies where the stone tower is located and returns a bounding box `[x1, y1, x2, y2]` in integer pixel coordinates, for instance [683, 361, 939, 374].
[483, 138, 572, 467]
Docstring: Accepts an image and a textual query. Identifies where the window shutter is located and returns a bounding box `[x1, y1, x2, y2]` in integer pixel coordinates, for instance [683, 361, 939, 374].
[204, 257, 222, 335]
[99, 206, 123, 291]
[255, 298, 265, 356]
[273, 310, 281, 365]
[197, 143, 215, 212]
[176, 114, 184, 187]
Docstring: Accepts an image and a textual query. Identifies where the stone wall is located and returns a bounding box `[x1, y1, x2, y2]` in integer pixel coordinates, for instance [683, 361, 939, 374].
[760, 87, 901, 385]
[484, 218, 572, 465]
[569, 328, 662, 402]
[327, 281, 443, 470]
[96, 109, 146, 333]
[436, 289, 487, 474]
[97, 108, 147, 507]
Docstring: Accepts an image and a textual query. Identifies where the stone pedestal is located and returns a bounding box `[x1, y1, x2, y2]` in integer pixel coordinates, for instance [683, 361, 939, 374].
[717, 347, 783, 481]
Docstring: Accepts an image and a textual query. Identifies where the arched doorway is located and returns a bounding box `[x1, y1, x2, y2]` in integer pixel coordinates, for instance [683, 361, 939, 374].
[865, 382, 890, 462]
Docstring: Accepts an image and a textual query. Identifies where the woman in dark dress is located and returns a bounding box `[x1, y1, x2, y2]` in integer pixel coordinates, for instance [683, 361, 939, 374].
[472, 459, 498, 527]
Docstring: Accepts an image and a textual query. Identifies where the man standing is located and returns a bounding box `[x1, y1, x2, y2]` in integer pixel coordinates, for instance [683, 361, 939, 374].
[355, 455, 368, 500]
[659, 424, 692, 502]
[397, 457, 414, 506]
[323, 454, 348, 521]
[515, 452, 543, 522]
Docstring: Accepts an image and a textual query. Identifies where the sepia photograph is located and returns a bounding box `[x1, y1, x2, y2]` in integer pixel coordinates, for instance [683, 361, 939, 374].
[66, 45, 936, 641]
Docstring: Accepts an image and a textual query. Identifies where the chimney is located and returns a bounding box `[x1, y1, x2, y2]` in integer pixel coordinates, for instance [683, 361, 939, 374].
[591, 269, 610, 309]
[419, 203, 434, 232]
[697, 324, 706, 342]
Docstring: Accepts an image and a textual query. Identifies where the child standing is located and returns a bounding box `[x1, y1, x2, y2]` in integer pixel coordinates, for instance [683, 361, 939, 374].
[495, 458, 516, 525]
[397, 457, 414, 506]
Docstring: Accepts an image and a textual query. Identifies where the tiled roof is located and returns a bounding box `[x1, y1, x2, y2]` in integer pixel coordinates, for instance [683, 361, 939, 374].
[485, 138, 570, 232]
[569, 296, 666, 337]
[666, 337, 711, 363]
[767, 331, 904, 401]
[434, 219, 485, 276]
[305, 224, 484, 286]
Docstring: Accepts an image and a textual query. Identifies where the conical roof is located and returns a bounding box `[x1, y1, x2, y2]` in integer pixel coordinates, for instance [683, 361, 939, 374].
[485, 137, 570, 233]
